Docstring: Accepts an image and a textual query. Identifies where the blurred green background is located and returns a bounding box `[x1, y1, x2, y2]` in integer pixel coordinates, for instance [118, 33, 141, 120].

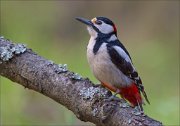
[0, 1, 179, 125]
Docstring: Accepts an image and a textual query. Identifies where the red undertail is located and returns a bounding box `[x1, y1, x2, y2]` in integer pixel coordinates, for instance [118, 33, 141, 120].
[120, 83, 143, 107]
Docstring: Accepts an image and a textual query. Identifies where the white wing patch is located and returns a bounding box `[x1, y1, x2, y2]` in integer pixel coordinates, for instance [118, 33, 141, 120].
[94, 21, 114, 34]
[113, 46, 133, 64]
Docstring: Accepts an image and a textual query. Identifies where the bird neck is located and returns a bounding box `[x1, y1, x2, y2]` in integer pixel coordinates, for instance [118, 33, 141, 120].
[91, 33, 117, 55]
[97, 32, 115, 40]
[95, 32, 118, 43]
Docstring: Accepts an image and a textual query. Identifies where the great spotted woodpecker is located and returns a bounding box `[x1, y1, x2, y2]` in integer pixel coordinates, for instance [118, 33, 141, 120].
[76, 17, 150, 111]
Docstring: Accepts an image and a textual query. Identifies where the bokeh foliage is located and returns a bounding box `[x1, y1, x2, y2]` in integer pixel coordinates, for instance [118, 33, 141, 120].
[0, 1, 179, 125]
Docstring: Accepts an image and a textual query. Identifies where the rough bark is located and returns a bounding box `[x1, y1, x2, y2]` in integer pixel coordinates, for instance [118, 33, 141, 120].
[0, 37, 162, 126]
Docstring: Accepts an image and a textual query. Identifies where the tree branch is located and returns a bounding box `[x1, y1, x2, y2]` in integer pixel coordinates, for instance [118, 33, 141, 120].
[0, 37, 162, 126]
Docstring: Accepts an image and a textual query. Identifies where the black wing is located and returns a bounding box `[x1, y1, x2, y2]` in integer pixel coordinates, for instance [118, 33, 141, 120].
[106, 43, 150, 104]
[106, 43, 137, 80]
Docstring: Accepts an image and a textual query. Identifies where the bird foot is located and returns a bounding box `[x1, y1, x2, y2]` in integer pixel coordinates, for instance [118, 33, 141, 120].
[103, 89, 121, 102]
[132, 106, 144, 116]
[93, 83, 105, 88]
[103, 95, 121, 102]
[120, 102, 130, 108]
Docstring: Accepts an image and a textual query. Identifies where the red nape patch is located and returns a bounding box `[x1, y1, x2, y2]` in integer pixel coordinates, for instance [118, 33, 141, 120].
[120, 83, 142, 107]
[113, 25, 117, 33]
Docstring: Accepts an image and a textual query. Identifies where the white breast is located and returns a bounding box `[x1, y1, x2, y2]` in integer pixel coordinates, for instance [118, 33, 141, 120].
[87, 37, 132, 88]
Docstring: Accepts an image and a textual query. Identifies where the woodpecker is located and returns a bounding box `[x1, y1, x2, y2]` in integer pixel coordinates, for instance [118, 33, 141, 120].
[76, 17, 150, 111]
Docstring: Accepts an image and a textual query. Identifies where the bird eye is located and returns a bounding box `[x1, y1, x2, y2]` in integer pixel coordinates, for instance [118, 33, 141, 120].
[95, 20, 102, 25]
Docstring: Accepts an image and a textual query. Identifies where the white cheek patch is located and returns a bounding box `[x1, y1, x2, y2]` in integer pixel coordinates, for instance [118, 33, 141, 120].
[95, 22, 114, 34]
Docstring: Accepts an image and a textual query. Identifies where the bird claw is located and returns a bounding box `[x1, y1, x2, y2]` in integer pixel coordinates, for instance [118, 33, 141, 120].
[120, 102, 130, 108]
[132, 106, 144, 116]
[93, 84, 105, 88]
[103, 89, 121, 102]
[103, 95, 121, 102]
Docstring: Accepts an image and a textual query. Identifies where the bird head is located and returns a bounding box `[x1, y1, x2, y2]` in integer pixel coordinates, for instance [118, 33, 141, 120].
[76, 17, 117, 37]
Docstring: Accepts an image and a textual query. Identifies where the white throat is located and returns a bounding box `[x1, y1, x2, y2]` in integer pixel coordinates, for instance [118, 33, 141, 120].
[87, 26, 97, 37]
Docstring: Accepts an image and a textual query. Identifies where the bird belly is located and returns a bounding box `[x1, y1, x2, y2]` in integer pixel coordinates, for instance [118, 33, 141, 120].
[87, 43, 132, 88]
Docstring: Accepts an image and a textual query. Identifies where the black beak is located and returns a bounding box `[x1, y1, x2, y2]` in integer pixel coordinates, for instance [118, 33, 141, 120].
[75, 17, 93, 26]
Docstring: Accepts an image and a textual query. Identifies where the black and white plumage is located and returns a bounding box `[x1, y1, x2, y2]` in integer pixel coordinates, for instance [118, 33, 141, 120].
[76, 17, 150, 109]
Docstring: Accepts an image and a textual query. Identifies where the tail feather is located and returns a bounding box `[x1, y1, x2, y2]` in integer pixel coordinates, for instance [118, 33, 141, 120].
[142, 90, 150, 104]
